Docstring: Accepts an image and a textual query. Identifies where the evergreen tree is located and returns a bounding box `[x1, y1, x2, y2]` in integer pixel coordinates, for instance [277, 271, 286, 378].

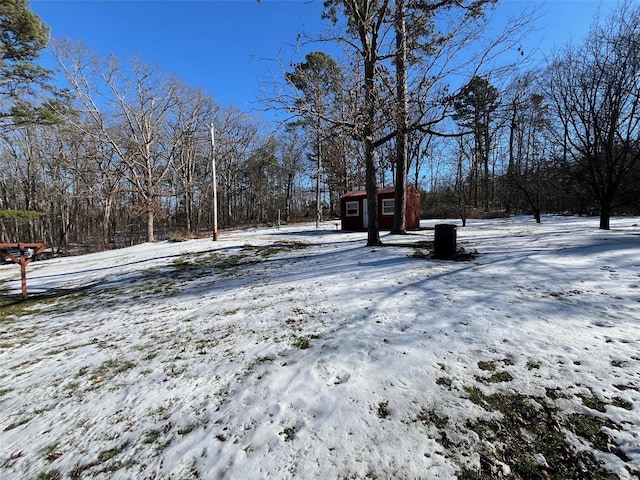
[286, 51, 344, 227]
[0, 0, 53, 127]
[453, 76, 499, 211]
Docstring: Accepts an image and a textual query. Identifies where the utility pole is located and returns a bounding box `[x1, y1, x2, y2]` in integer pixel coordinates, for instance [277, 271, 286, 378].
[209, 123, 218, 241]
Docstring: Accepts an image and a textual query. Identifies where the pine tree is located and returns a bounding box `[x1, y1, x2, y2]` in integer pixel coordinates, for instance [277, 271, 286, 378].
[0, 0, 52, 127]
[453, 76, 499, 211]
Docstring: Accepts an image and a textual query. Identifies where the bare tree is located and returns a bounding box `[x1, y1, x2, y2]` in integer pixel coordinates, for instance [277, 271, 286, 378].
[501, 72, 560, 223]
[392, 0, 499, 232]
[323, 0, 395, 245]
[165, 85, 218, 234]
[214, 107, 261, 226]
[0, 127, 46, 241]
[275, 128, 306, 222]
[547, 1, 640, 230]
[53, 40, 182, 241]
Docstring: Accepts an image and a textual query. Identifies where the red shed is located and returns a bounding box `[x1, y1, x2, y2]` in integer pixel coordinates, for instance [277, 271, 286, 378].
[340, 185, 421, 231]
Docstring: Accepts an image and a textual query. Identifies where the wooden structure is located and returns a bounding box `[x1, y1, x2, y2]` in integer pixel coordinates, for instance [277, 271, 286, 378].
[0, 243, 48, 299]
[340, 185, 421, 231]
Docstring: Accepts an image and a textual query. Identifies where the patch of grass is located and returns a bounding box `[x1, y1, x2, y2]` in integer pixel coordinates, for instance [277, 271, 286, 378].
[92, 359, 136, 380]
[195, 338, 218, 353]
[172, 250, 260, 277]
[96, 460, 127, 475]
[463, 392, 621, 479]
[172, 256, 202, 271]
[65, 381, 80, 394]
[566, 413, 630, 461]
[209, 252, 260, 270]
[457, 467, 485, 480]
[445, 387, 627, 479]
[436, 377, 452, 390]
[568, 413, 609, 439]
[177, 423, 198, 436]
[0, 289, 87, 322]
[545, 387, 569, 400]
[291, 336, 310, 349]
[68, 442, 129, 479]
[477, 361, 496, 372]
[579, 392, 607, 412]
[415, 408, 448, 429]
[42, 443, 61, 461]
[464, 385, 486, 406]
[46, 343, 85, 356]
[0, 387, 13, 396]
[611, 396, 633, 410]
[478, 359, 514, 372]
[152, 403, 173, 420]
[142, 429, 161, 444]
[0, 297, 48, 322]
[245, 241, 308, 258]
[476, 371, 513, 384]
[248, 356, 273, 370]
[155, 438, 173, 453]
[10, 356, 41, 371]
[3, 416, 30, 431]
[35, 471, 62, 480]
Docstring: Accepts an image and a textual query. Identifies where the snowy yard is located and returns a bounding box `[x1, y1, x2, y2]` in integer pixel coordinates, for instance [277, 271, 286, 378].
[1, 216, 639, 479]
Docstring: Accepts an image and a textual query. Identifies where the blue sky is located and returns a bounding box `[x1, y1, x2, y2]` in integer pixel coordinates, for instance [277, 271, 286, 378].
[30, 0, 620, 113]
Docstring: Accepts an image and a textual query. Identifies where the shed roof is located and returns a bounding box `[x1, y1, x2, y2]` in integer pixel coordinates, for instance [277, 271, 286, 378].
[341, 187, 396, 199]
[340, 186, 422, 199]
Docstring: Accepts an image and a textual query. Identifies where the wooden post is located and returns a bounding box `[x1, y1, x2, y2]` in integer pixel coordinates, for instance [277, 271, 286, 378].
[209, 124, 218, 241]
[0, 243, 48, 299]
[20, 246, 28, 299]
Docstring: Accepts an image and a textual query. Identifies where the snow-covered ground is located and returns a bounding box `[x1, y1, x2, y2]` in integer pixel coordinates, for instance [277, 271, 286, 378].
[1, 216, 639, 479]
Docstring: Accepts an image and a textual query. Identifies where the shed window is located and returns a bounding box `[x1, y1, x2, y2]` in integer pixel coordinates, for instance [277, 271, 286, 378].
[382, 198, 395, 216]
[346, 201, 359, 217]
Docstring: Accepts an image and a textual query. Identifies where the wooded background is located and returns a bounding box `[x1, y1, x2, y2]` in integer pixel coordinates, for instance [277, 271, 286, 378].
[2, 0, 639, 254]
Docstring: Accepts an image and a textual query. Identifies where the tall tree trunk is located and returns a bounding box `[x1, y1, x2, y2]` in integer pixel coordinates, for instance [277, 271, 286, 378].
[599, 195, 612, 230]
[392, 0, 408, 234]
[147, 210, 155, 242]
[285, 172, 293, 222]
[364, 64, 380, 246]
[483, 116, 490, 212]
[101, 196, 114, 250]
[357, 4, 381, 246]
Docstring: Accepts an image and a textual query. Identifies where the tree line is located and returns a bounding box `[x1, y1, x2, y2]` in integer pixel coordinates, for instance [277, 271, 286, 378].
[1, 0, 639, 254]
[1, 2, 320, 253]
[281, 0, 640, 243]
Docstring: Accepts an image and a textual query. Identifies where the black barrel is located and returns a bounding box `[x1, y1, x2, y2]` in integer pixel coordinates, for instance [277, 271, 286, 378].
[433, 224, 457, 259]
